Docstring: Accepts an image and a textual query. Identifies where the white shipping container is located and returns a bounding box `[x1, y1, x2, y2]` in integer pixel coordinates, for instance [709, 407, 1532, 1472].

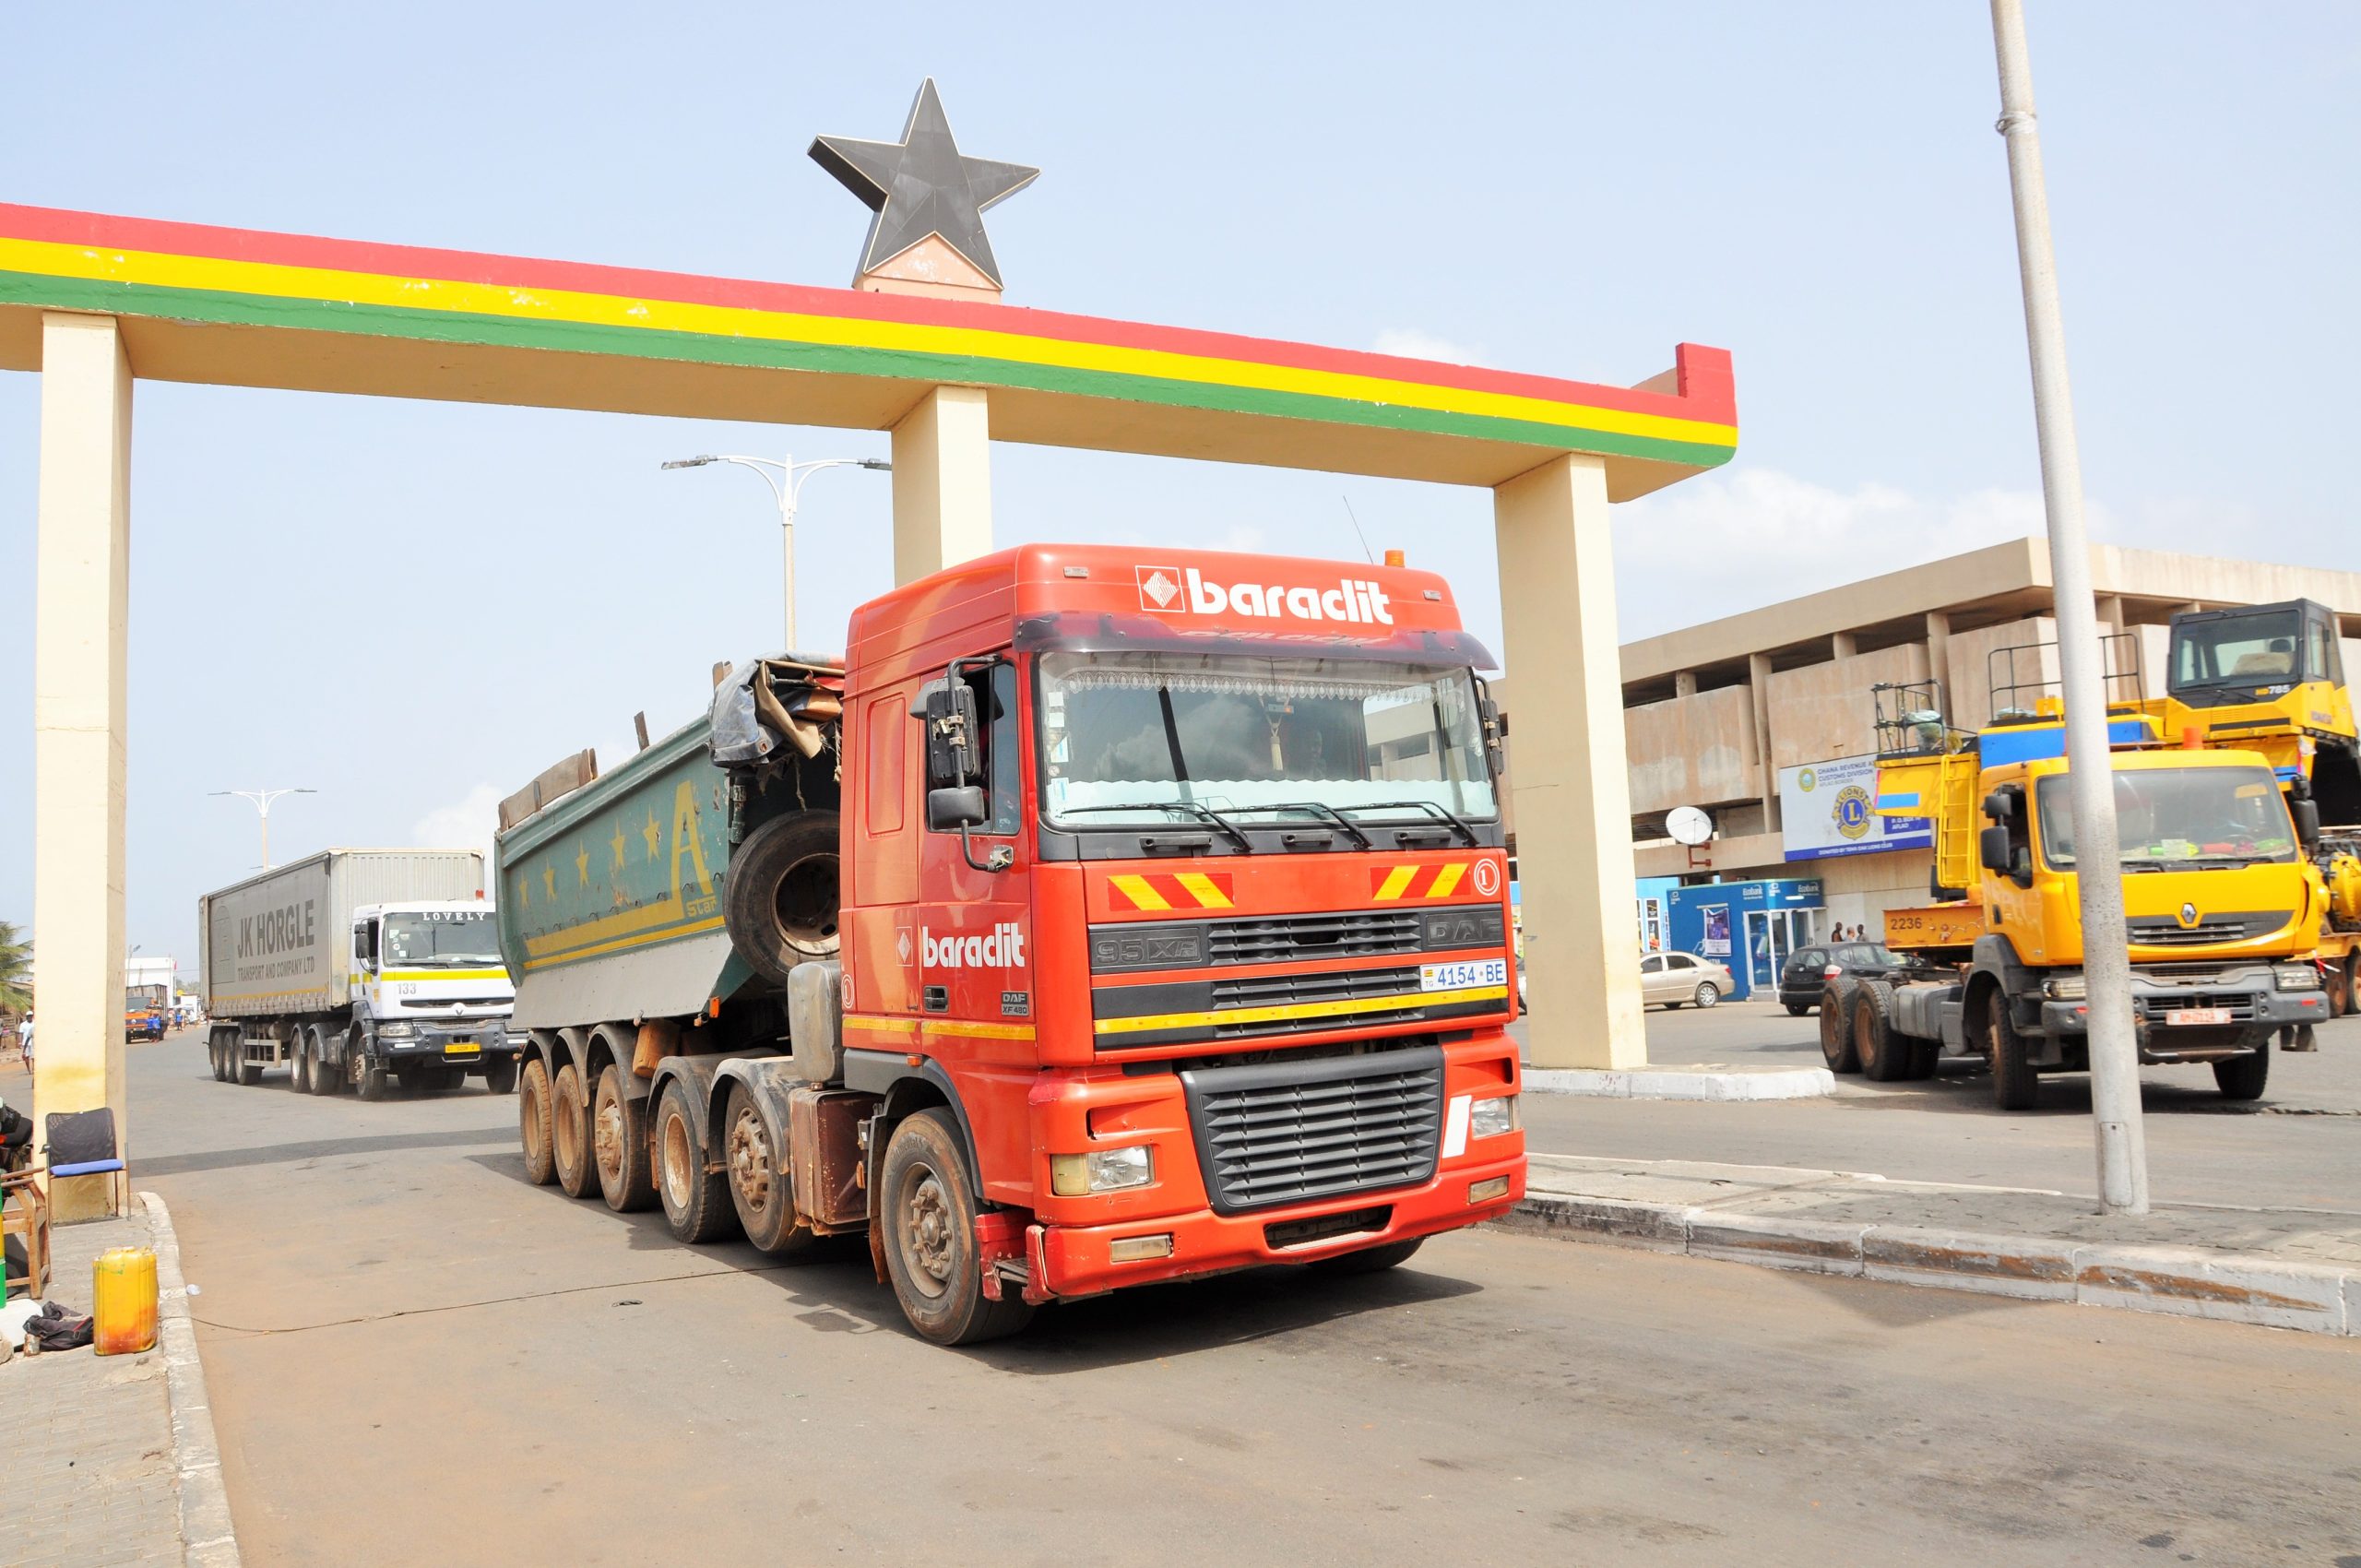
[199, 849, 486, 1020]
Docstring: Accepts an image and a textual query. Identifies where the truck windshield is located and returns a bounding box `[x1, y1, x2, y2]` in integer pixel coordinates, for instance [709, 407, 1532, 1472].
[2035, 767, 2297, 870]
[2172, 608, 2303, 687]
[382, 910, 504, 967]
[1037, 651, 1497, 829]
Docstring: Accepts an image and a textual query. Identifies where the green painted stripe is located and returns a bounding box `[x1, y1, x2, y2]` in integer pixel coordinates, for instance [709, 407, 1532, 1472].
[0, 272, 1736, 468]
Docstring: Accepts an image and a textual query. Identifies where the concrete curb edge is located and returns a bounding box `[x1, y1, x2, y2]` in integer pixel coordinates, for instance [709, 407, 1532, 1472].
[1523, 1065, 1836, 1100]
[141, 1191, 243, 1568]
[1505, 1190, 2357, 1336]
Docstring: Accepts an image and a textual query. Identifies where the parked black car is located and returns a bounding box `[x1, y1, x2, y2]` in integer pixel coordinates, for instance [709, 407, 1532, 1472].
[1775, 942, 1934, 1015]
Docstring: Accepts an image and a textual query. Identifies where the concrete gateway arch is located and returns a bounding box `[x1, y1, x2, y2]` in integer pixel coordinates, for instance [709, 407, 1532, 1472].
[1, 200, 1736, 1215]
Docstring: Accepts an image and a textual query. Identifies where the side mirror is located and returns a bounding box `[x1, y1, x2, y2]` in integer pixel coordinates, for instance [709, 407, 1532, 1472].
[2293, 798, 2322, 852]
[1978, 825, 2011, 873]
[1982, 790, 2015, 825]
[927, 785, 988, 832]
[919, 683, 980, 787]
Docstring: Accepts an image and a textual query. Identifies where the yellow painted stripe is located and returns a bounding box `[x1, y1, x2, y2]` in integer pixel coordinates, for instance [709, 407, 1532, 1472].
[845, 1015, 920, 1037]
[1373, 865, 1418, 902]
[377, 968, 509, 983]
[925, 1018, 1038, 1042]
[209, 986, 332, 1004]
[1109, 873, 1173, 912]
[1172, 872, 1233, 909]
[522, 895, 700, 960]
[1094, 983, 1509, 1037]
[0, 238, 1738, 450]
[519, 915, 725, 971]
[1425, 863, 1466, 899]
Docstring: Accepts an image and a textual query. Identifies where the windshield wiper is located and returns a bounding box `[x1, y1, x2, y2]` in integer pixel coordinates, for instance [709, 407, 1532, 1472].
[1258, 802, 1372, 849]
[1349, 798, 1480, 846]
[1061, 801, 1254, 853]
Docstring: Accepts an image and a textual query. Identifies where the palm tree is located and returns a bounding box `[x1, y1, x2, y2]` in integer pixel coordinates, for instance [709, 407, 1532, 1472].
[0, 920, 30, 1018]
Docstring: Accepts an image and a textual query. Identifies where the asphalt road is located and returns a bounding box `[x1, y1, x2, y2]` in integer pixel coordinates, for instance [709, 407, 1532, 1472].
[1516, 1007, 2361, 1210]
[16, 1033, 2352, 1567]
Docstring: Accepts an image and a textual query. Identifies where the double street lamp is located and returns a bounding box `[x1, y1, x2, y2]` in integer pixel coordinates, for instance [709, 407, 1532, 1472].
[208, 787, 314, 871]
[661, 453, 891, 650]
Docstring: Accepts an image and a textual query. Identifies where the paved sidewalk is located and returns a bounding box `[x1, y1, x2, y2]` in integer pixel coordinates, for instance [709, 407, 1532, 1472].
[1513, 1151, 2361, 1336]
[4, 1194, 239, 1567]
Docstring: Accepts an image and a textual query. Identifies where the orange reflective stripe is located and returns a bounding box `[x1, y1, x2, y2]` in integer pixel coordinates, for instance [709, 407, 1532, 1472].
[1172, 871, 1234, 909]
[1109, 873, 1173, 911]
[1373, 865, 1419, 901]
[1425, 862, 1467, 897]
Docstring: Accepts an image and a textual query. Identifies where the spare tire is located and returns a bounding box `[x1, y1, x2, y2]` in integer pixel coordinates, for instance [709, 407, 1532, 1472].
[723, 811, 842, 989]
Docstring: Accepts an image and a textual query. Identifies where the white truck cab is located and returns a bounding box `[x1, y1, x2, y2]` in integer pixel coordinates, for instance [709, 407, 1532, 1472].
[349, 900, 517, 1093]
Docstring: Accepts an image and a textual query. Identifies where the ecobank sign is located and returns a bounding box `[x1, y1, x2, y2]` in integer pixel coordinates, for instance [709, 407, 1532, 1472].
[1779, 754, 1932, 862]
[1136, 565, 1394, 625]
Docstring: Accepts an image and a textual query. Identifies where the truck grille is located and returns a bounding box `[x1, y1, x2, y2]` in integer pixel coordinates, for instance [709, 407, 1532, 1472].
[400, 995, 510, 1010]
[1206, 910, 1423, 964]
[1209, 966, 1424, 1038]
[2126, 911, 2290, 947]
[2136, 992, 2260, 1023]
[1180, 1043, 1443, 1214]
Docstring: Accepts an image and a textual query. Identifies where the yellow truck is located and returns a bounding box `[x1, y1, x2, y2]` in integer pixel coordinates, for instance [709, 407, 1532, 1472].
[1848, 672, 2333, 1110]
[2138, 599, 2361, 1016]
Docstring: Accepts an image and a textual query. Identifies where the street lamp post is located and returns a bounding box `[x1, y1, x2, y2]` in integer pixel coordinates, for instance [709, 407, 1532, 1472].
[209, 787, 315, 871]
[661, 453, 891, 650]
[1990, 0, 2149, 1215]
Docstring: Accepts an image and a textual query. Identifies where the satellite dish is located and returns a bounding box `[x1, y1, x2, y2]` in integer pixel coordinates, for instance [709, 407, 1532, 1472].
[1666, 805, 1714, 847]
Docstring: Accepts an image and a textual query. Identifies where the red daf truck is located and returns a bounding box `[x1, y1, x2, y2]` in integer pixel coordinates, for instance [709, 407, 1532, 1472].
[496, 544, 1526, 1344]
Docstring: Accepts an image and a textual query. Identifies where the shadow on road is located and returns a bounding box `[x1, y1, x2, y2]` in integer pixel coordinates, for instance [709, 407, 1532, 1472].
[1824, 1061, 2326, 1119]
[465, 1146, 1484, 1372]
[141, 1125, 516, 1177]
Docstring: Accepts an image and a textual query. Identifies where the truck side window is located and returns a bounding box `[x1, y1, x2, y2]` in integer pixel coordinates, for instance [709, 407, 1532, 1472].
[938, 661, 1021, 837]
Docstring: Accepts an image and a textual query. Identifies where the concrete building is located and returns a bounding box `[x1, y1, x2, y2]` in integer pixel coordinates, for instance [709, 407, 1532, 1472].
[1599, 537, 2361, 983]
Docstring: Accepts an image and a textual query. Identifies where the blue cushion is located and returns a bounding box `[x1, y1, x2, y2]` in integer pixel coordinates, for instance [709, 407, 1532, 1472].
[50, 1159, 125, 1178]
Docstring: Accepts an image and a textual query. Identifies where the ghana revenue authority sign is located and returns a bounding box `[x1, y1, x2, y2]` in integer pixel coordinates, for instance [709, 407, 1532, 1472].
[1779, 754, 1932, 862]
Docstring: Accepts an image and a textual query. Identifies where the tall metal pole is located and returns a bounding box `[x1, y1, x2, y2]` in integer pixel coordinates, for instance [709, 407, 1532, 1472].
[1990, 0, 2149, 1214]
[210, 787, 314, 874]
[777, 451, 799, 652]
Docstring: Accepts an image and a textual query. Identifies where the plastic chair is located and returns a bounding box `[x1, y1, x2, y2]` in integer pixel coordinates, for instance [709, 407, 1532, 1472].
[44, 1108, 127, 1214]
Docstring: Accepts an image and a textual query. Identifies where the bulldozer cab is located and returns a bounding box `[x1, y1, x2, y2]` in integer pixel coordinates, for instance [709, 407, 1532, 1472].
[2167, 600, 2343, 700]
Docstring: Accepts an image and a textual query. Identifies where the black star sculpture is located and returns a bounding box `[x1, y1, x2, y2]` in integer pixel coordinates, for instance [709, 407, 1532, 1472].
[809, 79, 1038, 290]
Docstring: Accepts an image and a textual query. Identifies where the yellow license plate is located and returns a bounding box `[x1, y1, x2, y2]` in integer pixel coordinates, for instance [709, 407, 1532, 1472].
[443, 1041, 481, 1057]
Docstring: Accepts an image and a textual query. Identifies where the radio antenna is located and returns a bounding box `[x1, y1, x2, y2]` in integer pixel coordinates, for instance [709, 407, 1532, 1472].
[1339, 496, 1375, 564]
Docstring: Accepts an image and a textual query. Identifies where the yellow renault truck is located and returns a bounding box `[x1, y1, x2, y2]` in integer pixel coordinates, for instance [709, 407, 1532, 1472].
[1853, 680, 2332, 1110]
[2142, 599, 2361, 1015]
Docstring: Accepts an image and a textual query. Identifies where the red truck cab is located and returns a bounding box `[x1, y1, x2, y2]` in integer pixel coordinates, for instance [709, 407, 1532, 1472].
[836, 543, 1525, 1328]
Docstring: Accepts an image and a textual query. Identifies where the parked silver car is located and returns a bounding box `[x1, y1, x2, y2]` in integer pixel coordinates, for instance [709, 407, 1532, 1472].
[1640, 951, 1735, 1009]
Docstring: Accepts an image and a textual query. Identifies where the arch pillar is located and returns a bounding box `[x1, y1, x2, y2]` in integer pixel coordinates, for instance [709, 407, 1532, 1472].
[891, 386, 993, 584]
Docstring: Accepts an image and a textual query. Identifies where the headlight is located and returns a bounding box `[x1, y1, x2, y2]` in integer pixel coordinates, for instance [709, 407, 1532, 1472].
[1469, 1095, 1519, 1139]
[377, 1022, 415, 1039]
[2275, 964, 2322, 991]
[2044, 976, 2086, 1001]
[1050, 1145, 1155, 1196]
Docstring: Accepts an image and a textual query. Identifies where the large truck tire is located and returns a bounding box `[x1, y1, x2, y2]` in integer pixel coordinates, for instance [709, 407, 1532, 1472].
[208, 1029, 231, 1083]
[655, 1077, 735, 1243]
[722, 811, 842, 989]
[235, 1042, 262, 1087]
[357, 1056, 389, 1100]
[1853, 980, 1910, 1082]
[292, 1032, 317, 1095]
[310, 1028, 343, 1097]
[484, 1055, 518, 1096]
[2339, 955, 2359, 1019]
[1988, 991, 2039, 1111]
[592, 1064, 657, 1213]
[1819, 982, 1859, 1073]
[878, 1110, 1034, 1346]
[2213, 1035, 2271, 1100]
[518, 1057, 558, 1185]
[552, 1063, 597, 1198]
[725, 1082, 816, 1255]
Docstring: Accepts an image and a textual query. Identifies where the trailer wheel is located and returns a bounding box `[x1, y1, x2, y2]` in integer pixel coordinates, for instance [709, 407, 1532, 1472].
[2332, 955, 2357, 1018]
[1988, 991, 2039, 1111]
[518, 1057, 557, 1185]
[722, 811, 842, 989]
[591, 1064, 656, 1213]
[2213, 1034, 2271, 1101]
[208, 1029, 230, 1083]
[484, 1055, 518, 1096]
[235, 1043, 262, 1087]
[655, 1077, 734, 1243]
[552, 1063, 596, 1198]
[1819, 982, 1859, 1073]
[1854, 981, 1909, 1082]
[725, 1082, 815, 1256]
[292, 1034, 316, 1095]
[879, 1110, 1034, 1346]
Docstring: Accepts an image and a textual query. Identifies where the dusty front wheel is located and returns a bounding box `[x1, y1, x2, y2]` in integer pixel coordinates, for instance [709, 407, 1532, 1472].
[592, 1064, 656, 1213]
[552, 1063, 596, 1198]
[484, 1055, 518, 1096]
[1988, 991, 2039, 1111]
[2213, 1035, 2271, 1100]
[725, 1083, 813, 1255]
[879, 1111, 1033, 1346]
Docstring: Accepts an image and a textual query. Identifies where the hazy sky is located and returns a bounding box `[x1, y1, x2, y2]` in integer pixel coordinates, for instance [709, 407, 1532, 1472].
[3, 2, 2355, 970]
